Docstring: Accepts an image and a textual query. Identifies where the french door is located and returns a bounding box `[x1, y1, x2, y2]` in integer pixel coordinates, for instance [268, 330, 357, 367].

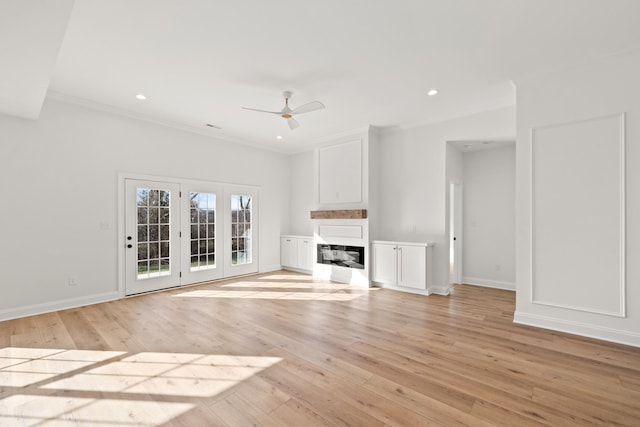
[124, 178, 258, 295]
[181, 184, 224, 284]
[225, 188, 258, 277]
[125, 180, 182, 295]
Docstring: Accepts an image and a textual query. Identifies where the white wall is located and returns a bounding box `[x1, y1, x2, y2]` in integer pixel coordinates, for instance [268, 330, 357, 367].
[0, 98, 289, 320]
[462, 145, 516, 290]
[288, 150, 314, 236]
[377, 107, 515, 293]
[515, 49, 640, 346]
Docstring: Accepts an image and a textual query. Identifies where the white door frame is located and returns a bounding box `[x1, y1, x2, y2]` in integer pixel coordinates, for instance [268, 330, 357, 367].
[449, 181, 463, 285]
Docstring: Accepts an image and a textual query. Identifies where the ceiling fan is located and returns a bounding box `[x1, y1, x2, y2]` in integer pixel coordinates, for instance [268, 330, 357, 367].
[242, 91, 325, 130]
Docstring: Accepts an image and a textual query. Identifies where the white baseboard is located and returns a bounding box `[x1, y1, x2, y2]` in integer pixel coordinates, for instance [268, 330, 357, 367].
[514, 311, 640, 348]
[428, 286, 451, 296]
[0, 291, 120, 322]
[462, 276, 515, 291]
[371, 282, 451, 297]
[260, 264, 285, 274]
[281, 266, 313, 275]
[376, 283, 429, 296]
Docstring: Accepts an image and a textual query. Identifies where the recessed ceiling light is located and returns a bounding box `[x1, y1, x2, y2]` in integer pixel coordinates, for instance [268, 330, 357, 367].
[135, 94, 146, 100]
[276, 135, 283, 140]
[427, 89, 439, 96]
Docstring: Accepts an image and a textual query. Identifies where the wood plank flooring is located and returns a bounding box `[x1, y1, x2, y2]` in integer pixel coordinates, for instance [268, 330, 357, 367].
[1, 271, 639, 426]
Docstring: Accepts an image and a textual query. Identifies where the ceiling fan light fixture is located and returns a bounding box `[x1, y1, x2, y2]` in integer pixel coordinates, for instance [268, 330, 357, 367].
[242, 91, 324, 130]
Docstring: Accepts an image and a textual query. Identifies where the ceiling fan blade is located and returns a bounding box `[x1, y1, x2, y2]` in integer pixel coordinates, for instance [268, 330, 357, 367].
[291, 101, 325, 115]
[287, 117, 300, 130]
[242, 107, 281, 115]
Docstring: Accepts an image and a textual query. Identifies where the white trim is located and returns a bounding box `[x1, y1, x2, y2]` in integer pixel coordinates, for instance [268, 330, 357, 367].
[619, 113, 627, 317]
[449, 181, 463, 285]
[514, 311, 640, 348]
[428, 287, 451, 296]
[260, 264, 284, 274]
[281, 266, 313, 275]
[319, 225, 362, 239]
[462, 277, 515, 291]
[530, 113, 626, 317]
[379, 105, 515, 133]
[375, 283, 429, 296]
[46, 91, 288, 154]
[0, 292, 120, 322]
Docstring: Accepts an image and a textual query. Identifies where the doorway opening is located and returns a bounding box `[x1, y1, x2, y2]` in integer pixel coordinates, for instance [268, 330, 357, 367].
[449, 181, 463, 285]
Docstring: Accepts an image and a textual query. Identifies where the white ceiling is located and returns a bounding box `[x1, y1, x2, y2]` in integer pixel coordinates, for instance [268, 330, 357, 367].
[3, 1, 640, 152]
[0, 0, 74, 119]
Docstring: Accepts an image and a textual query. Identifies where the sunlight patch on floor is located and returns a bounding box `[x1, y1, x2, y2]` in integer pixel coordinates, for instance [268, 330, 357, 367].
[258, 274, 315, 281]
[0, 348, 282, 426]
[173, 289, 365, 301]
[220, 280, 353, 290]
[0, 395, 193, 426]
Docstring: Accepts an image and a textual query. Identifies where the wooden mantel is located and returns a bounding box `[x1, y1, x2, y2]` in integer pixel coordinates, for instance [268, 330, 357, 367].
[310, 209, 367, 220]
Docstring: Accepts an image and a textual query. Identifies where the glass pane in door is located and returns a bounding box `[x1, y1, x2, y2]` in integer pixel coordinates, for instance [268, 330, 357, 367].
[136, 188, 172, 279]
[231, 194, 252, 265]
[189, 192, 216, 271]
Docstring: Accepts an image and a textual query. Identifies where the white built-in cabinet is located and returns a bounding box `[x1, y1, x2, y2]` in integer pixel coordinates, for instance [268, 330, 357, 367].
[371, 241, 433, 293]
[281, 235, 314, 273]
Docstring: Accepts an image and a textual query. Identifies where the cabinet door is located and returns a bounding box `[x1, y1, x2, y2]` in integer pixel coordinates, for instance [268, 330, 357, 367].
[318, 140, 362, 204]
[372, 244, 397, 284]
[280, 237, 298, 268]
[297, 238, 314, 271]
[398, 245, 426, 289]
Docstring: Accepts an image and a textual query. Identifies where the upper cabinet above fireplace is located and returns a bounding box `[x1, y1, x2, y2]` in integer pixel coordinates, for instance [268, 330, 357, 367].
[316, 139, 365, 207]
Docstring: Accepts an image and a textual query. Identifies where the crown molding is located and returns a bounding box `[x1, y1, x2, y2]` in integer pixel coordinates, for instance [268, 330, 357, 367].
[45, 91, 289, 154]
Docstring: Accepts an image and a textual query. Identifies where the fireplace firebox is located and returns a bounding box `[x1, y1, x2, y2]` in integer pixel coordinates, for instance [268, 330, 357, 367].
[316, 244, 365, 269]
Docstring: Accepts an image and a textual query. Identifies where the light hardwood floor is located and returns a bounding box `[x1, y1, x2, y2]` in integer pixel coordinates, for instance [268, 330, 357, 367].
[1, 271, 639, 426]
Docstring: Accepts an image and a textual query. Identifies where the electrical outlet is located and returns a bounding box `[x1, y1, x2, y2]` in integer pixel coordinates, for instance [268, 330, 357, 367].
[68, 276, 78, 286]
[411, 225, 417, 233]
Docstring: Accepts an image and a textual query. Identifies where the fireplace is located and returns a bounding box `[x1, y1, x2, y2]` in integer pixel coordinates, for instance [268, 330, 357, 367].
[311, 214, 370, 287]
[317, 244, 365, 269]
